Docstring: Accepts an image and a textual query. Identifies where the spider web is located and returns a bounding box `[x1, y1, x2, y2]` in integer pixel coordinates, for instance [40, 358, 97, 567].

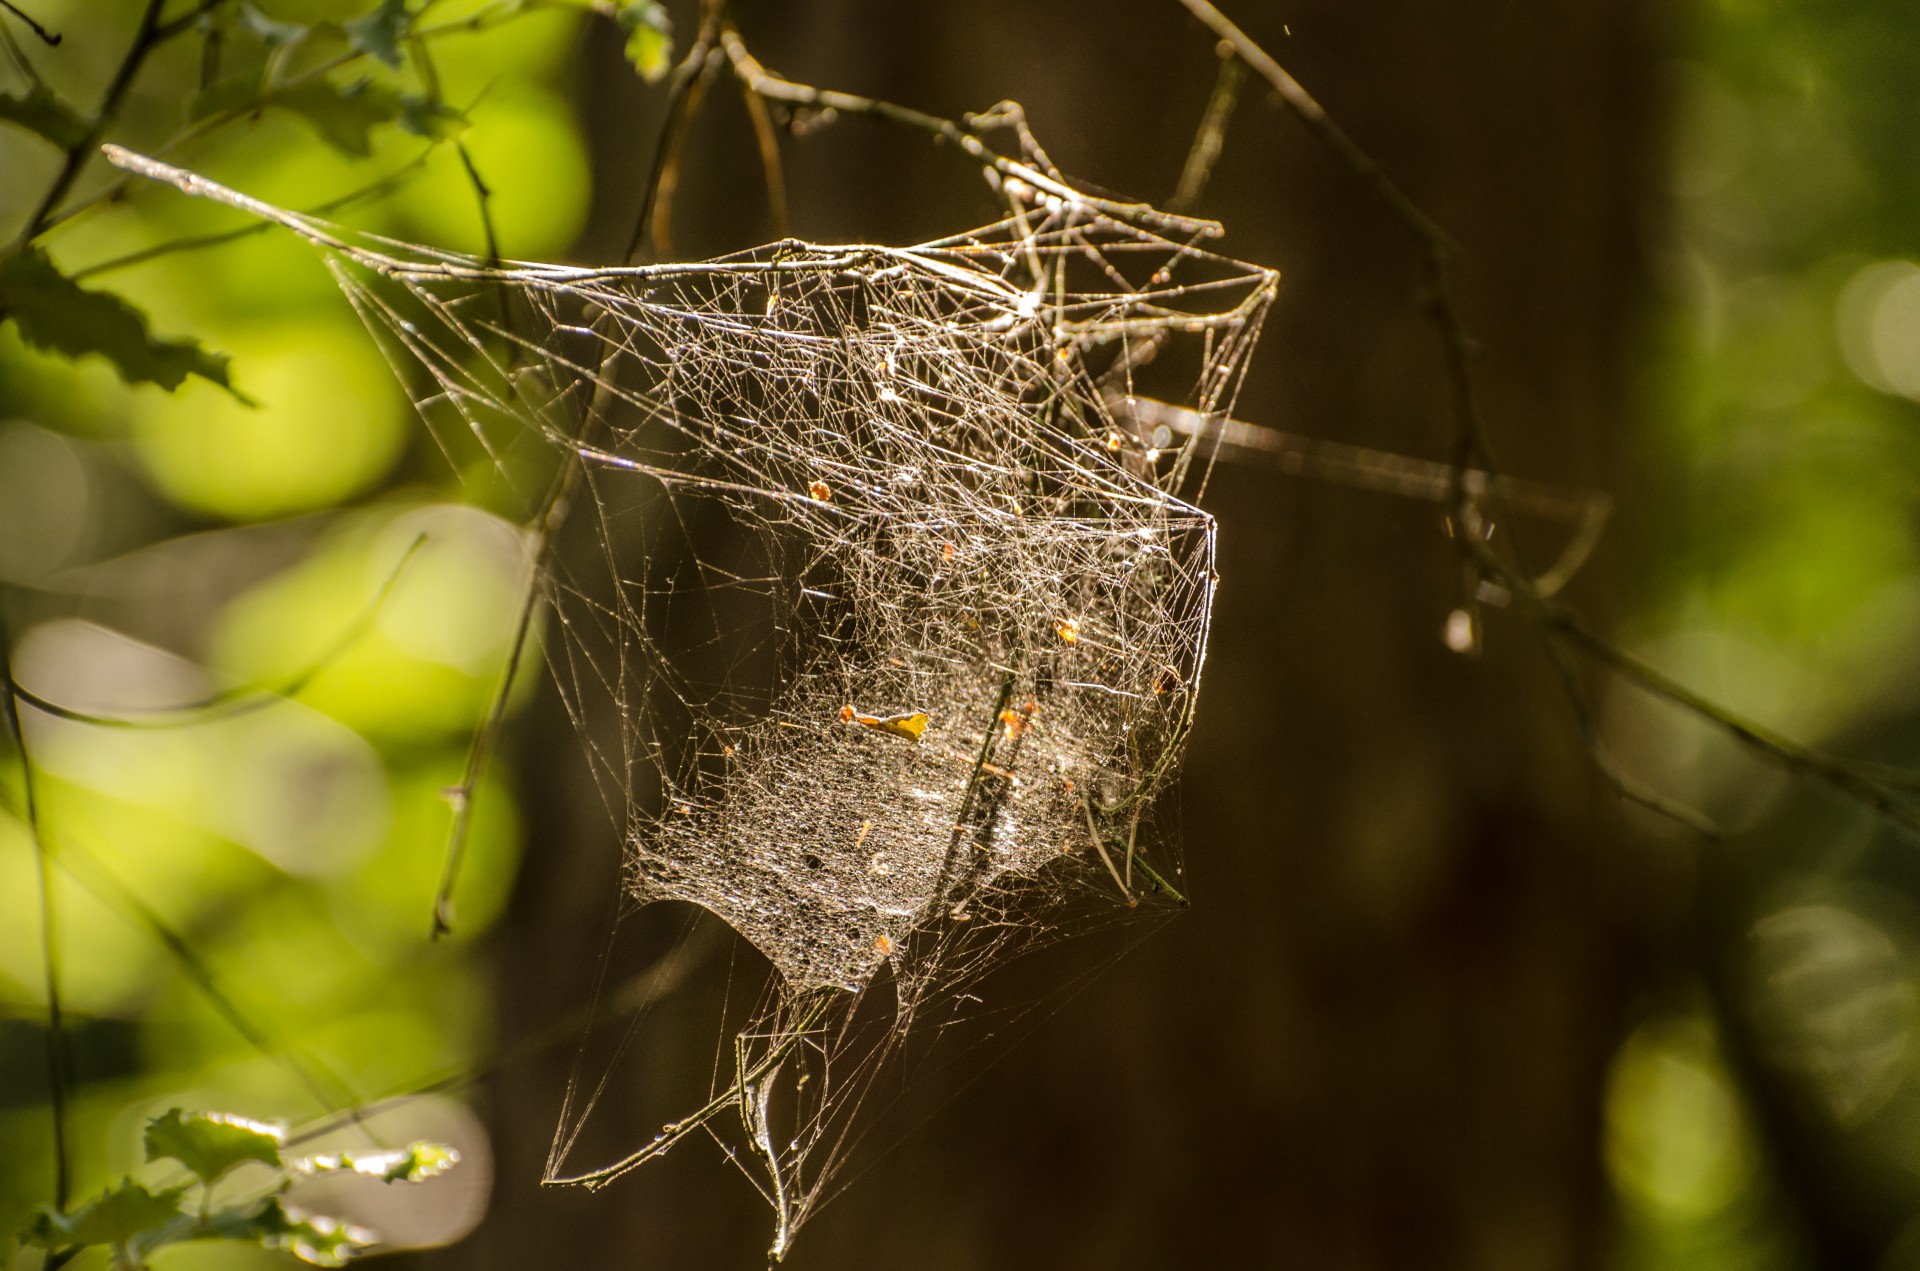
[107, 142, 1275, 1257]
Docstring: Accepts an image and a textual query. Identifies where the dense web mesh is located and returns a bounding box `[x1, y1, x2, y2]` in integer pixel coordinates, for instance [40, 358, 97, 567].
[110, 143, 1275, 1256]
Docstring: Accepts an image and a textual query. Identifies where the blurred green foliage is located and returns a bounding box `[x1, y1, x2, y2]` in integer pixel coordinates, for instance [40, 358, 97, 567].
[0, 0, 658, 1262]
[1606, 0, 1920, 1264]
[20, 1109, 458, 1267]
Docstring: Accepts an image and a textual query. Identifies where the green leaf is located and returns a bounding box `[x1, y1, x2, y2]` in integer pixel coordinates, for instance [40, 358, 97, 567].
[291, 1140, 461, 1183]
[22, 1179, 187, 1252]
[398, 93, 467, 140]
[144, 1109, 286, 1186]
[341, 0, 409, 68]
[240, 2, 311, 46]
[0, 83, 89, 148]
[188, 70, 269, 124]
[616, 0, 672, 82]
[275, 78, 405, 156]
[206, 1198, 375, 1267]
[0, 248, 238, 393]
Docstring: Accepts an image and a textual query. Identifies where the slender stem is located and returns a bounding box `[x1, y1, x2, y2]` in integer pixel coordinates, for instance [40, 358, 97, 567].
[1170, 43, 1244, 214]
[455, 142, 503, 265]
[737, 71, 790, 239]
[1081, 792, 1132, 904]
[10, 535, 425, 730]
[0, 0, 59, 45]
[720, 30, 1215, 239]
[152, 0, 228, 44]
[72, 148, 439, 280]
[625, 0, 730, 263]
[1532, 606, 1722, 837]
[955, 675, 1015, 833]
[430, 493, 557, 938]
[433, 0, 729, 933]
[1132, 856, 1189, 907]
[736, 1027, 793, 1258]
[1171, 0, 1456, 254]
[11, 0, 167, 249]
[37, 3, 541, 240]
[1542, 598, 1920, 837]
[543, 989, 837, 1189]
[1, 628, 69, 1210]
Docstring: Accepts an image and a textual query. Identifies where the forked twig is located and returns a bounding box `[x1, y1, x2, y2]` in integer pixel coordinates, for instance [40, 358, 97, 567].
[543, 988, 837, 1191]
[11, 0, 165, 249]
[0, 0, 59, 45]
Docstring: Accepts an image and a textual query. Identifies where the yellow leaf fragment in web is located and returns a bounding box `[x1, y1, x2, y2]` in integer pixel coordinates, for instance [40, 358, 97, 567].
[840, 704, 930, 742]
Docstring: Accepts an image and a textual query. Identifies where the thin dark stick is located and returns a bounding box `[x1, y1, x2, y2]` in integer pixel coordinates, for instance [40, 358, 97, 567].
[721, 31, 1214, 239]
[36, 4, 538, 240]
[738, 71, 790, 239]
[430, 511, 551, 937]
[1171, 0, 1455, 254]
[20, 807, 364, 1112]
[71, 148, 438, 280]
[152, 0, 227, 43]
[455, 142, 503, 265]
[1541, 599, 1920, 837]
[1, 630, 69, 1209]
[543, 988, 838, 1190]
[625, 0, 732, 263]
[434, 0, 736, 933]
[11, 535, 425, 730]
[0, 0, 59, 45]
[1171, 43, 1244, 214]
[12, 0, 167, 248]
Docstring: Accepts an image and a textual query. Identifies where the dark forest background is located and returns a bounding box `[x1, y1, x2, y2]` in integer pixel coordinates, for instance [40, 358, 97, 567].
[6, 1, 1920, 1268]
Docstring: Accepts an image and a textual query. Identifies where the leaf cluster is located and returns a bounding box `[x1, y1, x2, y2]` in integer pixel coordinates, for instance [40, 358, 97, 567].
[0, 0, 673, 398]
[19, 1109, 458, 1269]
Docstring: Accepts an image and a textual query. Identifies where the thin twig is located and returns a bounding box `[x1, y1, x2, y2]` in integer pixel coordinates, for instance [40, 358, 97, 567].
[12, 0, 167, 249]
[0, 625, 69, 1210]
[1082, 793, 1133, 904]
[1170, 0, 1456, 254]
[1170, 42, 1244, 215]
[543, 988, 837, 1190]
[1541, 598, 1920, 837]
[10, 534, 426, 730]
[152, 0, 228, 44]
[36, 3, 543, 241]
[0, 786, 365, 1114]
[455, 141, 504, 264]
[430, 507, 551, 938]
[291, 919, 728, 1152]
[625, 0, 731, 263]
[720, 30, 1218, 240]
[71, 148, 439, 280]
[0, 0, 59, 46]
[1531, 610, 1723, 837]
[433, 0, 736, 934]
[737, 69, 790, 239]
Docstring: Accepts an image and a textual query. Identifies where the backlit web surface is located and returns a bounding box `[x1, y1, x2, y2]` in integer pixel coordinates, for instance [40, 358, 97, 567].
[113, 144, 1275, 1256]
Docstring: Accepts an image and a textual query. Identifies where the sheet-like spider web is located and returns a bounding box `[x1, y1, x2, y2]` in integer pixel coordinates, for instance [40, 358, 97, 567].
[109, 143, 1274, 1256]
